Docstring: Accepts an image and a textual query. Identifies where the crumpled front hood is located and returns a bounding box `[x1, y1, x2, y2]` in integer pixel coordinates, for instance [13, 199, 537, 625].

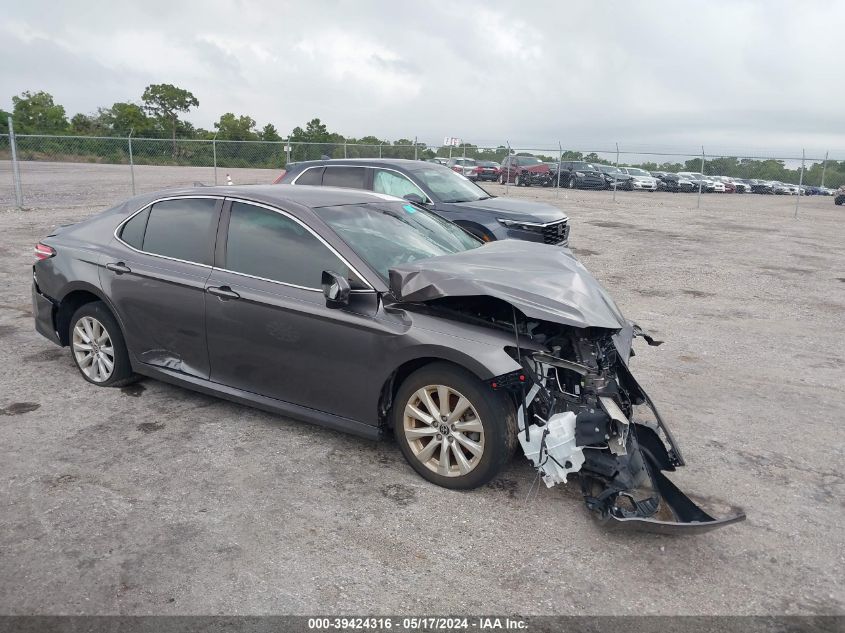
[451, 196, 567, 223]
[388, 240, 627, 330]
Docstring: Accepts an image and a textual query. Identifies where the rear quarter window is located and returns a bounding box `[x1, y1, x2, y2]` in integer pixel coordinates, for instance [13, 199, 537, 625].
[294, 167, 324, 185]
[119, 207, 150, 250]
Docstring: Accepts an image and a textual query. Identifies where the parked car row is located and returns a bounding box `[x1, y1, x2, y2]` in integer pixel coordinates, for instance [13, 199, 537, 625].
[417, 155, 838, 198]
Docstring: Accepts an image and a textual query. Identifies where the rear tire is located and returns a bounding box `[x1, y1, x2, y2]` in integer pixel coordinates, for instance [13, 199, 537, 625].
[69, 301, 136, 387]
[393, 362, 517, 490]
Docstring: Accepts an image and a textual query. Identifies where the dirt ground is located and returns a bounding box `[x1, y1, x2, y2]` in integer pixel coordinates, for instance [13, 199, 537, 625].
[0, 162, 843, 615]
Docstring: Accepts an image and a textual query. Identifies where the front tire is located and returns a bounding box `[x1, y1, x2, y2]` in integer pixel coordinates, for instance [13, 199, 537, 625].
[69, 301, 135, 387]
[514, 174, 522, 186]
[393, 363, 517, 490]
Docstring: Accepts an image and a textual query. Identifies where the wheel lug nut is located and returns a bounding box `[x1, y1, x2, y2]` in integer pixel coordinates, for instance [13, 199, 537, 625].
[436, 434, 443, 441]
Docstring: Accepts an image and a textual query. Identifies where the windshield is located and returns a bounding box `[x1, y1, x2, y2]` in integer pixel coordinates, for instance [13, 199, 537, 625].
[571, 162, 598, 171]
[313, 201, 481, 280]
[516, 156, 543, 166]
[625, 168, 650, 177]
[411, 167, 491, 203]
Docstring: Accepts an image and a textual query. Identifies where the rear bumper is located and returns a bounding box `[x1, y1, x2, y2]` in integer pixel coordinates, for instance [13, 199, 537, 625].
[32, 279, 61, 345]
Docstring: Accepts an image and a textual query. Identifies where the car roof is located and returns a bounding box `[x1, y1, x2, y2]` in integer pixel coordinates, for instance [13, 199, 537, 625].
[287, 158, 436, 172]
[124, 184, 403, 210]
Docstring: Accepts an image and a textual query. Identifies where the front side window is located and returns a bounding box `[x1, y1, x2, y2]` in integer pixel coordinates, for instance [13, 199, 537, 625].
[142, 198, 218, 264]
[313, 201, 481, 280]
[322, 166, 366, 189]
[225, 201, 362, 289]
[410, 167, 490, 203]
[372, 169, 427, 201]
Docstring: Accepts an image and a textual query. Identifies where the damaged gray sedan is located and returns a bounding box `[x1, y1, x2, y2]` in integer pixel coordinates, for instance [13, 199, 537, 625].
[32, 185, 743, 533]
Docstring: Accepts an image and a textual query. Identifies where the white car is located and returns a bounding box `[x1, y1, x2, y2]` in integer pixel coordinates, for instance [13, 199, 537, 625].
[678, 172, 722, 193]
[620, 167, 659, 191]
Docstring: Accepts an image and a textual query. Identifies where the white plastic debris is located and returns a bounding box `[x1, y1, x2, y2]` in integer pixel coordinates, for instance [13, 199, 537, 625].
[519, 411, 585, 487]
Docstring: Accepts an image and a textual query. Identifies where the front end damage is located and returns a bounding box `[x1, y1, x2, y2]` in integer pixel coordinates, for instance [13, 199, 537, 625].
[389, 240, 745, 534]
[502, 325, 745, 533]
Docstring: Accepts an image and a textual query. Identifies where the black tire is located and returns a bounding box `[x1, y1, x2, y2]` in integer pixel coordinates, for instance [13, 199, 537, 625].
[68, 301, 136, 387]
[626, 181, 634, 191]
[498, 174, 504, 184]
[568, 176, 576, 189]
[515, 174, 522, 186]
[393, 362, 517, 490]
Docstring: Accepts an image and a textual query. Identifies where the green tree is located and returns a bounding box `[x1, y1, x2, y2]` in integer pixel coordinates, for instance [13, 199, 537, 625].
[289, 118, 342, 160]
[11, 90, 68, 133]
[141, 83, 199, 156]
[259, 123, 282, 142]
[213, 113, 258, 141]
[0, 109, 11, 134]
[69, 113, 107, 135]
[101, 102, 153, 136]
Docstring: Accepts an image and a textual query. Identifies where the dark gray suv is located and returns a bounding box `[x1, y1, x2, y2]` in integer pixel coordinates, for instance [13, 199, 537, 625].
[276, 159, 570, 246]
[31, 185, 741, 532]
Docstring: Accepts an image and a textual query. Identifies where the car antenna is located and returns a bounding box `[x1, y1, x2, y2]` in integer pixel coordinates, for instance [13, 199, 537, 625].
[512, 305, 530, 441]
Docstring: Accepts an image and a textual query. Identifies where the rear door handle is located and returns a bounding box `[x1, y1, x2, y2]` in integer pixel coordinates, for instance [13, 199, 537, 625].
[206, 285, 240, 300]
[106, 262, 131, 274]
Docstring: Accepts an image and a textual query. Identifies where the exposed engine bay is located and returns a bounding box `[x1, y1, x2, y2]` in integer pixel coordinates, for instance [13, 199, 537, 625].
[389, 240, 746, 533]
[424, 296, 745, 534]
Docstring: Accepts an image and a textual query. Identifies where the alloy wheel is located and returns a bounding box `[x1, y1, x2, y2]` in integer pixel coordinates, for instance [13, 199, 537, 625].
[72, 316, 115, 383]
[403, 385, 485, 477]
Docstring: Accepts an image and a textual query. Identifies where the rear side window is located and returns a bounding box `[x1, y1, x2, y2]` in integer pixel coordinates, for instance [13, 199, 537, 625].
[322, 167, 366, 189]
[295, 167, 324, 185]
[120, 208, 150, 250]
[225, 201, 363, 289]
[142, 198, 218, 265]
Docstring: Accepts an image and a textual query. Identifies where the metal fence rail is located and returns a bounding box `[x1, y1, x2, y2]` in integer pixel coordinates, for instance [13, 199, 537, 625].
[1, 124, 842, 212]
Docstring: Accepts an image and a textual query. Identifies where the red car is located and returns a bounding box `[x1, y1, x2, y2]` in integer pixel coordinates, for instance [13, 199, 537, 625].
[499, 155, 552, 186]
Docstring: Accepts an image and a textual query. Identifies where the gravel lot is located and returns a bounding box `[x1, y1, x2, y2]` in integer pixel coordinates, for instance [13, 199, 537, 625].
[1, 162, 843, 615]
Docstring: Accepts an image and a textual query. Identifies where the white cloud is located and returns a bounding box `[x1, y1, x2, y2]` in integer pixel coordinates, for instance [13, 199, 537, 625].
[1, 0, 843, 156]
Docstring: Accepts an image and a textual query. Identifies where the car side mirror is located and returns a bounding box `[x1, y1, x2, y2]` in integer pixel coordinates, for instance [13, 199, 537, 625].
[321, 270, 351, 308]
[403, 193, 426, 205]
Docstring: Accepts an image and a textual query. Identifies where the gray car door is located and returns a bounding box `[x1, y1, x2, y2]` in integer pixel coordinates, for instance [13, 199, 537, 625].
[203, 198, 394, 425]
[101, 196, 223, 378]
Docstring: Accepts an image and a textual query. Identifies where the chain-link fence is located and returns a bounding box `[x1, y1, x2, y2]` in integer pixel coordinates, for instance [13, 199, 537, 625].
[1, 129, 842, 212]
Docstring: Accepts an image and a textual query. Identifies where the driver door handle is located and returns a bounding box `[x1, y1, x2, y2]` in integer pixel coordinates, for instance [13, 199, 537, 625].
[106, 262, 131, 274]
[207, 285, 240, 300]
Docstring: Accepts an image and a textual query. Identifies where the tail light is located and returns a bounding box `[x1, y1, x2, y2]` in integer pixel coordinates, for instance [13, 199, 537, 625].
[272, 170, 287, 184]
[34, 243, 56, 262]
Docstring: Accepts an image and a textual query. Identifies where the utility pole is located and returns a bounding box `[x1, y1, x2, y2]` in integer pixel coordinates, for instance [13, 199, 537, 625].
[212, 131, 218, 185]
[820, 150, 828, 188]
[697, 146, 705, 209]
[8, 116, 23, 208]
[128, 128, 136, 195]
[794, 148, 805, 219]
[612, 142, 619, 202]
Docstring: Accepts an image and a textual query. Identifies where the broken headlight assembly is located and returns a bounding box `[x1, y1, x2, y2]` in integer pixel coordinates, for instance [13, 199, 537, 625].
[503, 328, 745, 534]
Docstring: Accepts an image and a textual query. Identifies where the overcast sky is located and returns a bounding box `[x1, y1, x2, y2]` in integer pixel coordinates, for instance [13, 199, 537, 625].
[2, 0, 843, 158]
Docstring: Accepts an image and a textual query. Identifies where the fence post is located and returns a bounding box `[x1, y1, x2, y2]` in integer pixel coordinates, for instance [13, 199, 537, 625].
[128, 129, 136, 196]
[612, 142, 619, 202]
[285, 139, 291, 166]
[556, 141, 562, 196]
[212, 132, 218, 185]
[505, 141, 510, 196]
[8, 116, 23, 208]
[820, 150, 828, 188]
[344, 140, 347, 159]
[697, 146, 705, 209]
[414, 137, 418, 161]
[794, 148, 805, 219]
[379, 144, 382, 158]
